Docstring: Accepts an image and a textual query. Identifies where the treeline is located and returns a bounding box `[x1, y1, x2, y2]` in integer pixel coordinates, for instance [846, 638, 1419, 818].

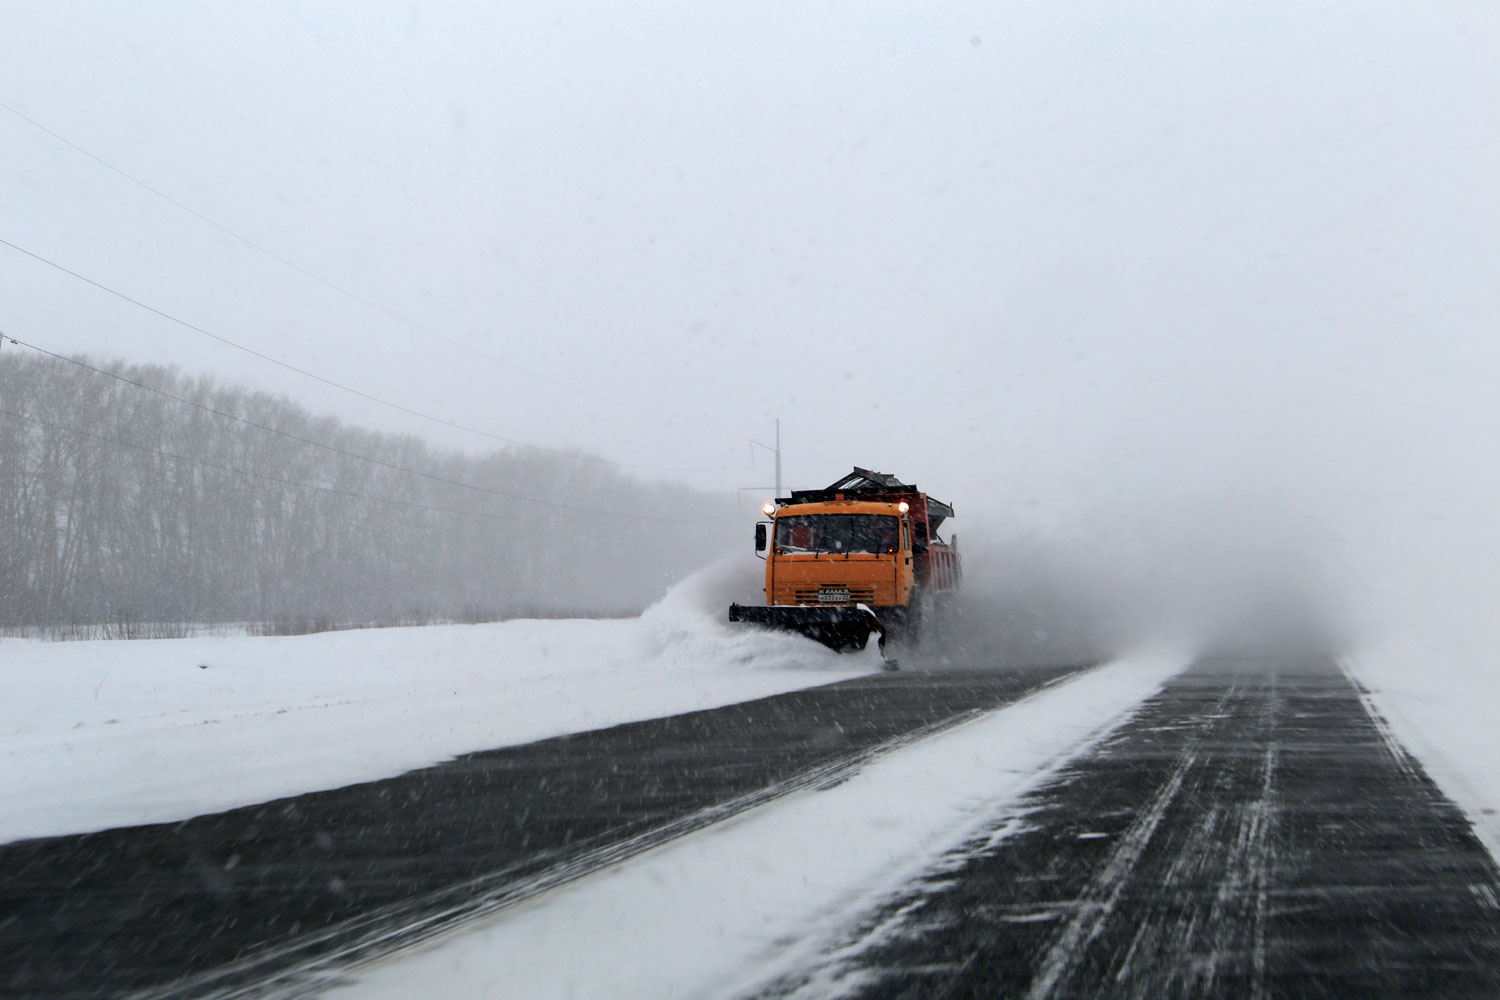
[0, 351, 734, 630]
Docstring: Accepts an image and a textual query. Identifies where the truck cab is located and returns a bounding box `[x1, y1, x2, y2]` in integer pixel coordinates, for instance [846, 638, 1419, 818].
[762, 500, 914, 611]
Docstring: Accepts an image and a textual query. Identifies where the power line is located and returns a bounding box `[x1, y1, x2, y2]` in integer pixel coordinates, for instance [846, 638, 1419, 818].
[2, 98, 737, 471]
[0, 234, 709, 474]
[0, 402, 670, 527]
[0, 98, 624, 406]
[1, 333, 694, 523]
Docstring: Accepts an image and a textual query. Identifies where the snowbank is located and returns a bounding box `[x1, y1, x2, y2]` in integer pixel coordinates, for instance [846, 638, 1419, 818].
[0, 563, 873, 843]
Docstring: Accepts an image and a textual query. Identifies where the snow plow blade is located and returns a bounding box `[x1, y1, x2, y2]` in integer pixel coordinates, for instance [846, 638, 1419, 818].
[727, 603, 881, 653]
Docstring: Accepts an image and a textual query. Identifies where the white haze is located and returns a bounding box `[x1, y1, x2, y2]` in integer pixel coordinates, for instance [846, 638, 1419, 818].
[1, 2, 1497, 662]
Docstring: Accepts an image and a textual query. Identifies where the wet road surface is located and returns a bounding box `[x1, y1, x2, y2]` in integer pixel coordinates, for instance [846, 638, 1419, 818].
[756, 652, 1500, 999]
[0, 663, 1085, 999]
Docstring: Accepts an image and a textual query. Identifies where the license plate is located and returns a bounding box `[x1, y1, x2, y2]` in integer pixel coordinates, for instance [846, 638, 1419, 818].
[818, 588, 851, 603]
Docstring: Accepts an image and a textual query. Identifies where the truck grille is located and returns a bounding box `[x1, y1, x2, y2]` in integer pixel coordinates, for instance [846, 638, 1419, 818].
[794, 587, 875, 605]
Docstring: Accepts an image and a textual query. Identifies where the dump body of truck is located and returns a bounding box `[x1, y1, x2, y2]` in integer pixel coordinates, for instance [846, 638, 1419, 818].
[728, 468, 960, 652]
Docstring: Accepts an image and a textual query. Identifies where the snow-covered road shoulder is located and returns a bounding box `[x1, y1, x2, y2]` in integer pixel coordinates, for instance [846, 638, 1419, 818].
[331, 647, 1190, 1000]
[1346, 639, 1500, 861]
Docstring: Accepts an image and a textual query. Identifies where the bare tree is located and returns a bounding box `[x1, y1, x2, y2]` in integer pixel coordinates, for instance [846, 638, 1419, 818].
[0, 352, 735, 632]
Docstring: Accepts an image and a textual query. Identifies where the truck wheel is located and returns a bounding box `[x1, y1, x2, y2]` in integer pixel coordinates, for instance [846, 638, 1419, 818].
[907, 592, 936, 648]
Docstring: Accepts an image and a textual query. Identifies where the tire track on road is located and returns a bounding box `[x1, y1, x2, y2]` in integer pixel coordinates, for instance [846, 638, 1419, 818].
[1024, 681, 1237, 1000]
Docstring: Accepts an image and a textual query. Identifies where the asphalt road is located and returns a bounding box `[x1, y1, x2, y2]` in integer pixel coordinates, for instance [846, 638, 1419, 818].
[755, 652, 1500, 999]
[0, 662, 1086, 1000]
[6, 652, 1497, 999]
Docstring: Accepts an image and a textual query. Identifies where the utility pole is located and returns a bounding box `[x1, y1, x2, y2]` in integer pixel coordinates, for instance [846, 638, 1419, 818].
[742, 418, 783, 515]
[774, 418, 781, 497]
[749, 419, 782, 496]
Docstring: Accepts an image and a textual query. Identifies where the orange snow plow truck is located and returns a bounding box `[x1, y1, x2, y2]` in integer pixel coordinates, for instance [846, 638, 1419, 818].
[728, 468, 960, 654]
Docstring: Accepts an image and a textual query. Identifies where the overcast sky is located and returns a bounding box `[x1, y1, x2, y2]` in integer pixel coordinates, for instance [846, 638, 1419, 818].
[3, 1, 1497, 643]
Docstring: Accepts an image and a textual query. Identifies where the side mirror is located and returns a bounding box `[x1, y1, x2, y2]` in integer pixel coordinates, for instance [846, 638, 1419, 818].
[755, 523, 767, 552]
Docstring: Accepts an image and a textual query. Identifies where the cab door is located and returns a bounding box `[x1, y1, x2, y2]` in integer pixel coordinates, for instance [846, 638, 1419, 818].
[898, 518, 914, 606]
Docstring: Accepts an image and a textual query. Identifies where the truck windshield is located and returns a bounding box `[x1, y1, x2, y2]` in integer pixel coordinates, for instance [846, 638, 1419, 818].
[774, 514, 898, 554]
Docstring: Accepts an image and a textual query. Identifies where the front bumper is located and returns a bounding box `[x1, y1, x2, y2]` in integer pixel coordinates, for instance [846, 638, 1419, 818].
[727, 603, 883, 652]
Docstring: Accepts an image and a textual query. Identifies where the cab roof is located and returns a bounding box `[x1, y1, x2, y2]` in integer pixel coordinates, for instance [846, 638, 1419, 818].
[773, 499, 905, 517]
